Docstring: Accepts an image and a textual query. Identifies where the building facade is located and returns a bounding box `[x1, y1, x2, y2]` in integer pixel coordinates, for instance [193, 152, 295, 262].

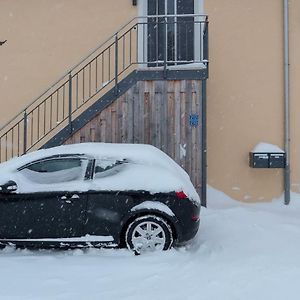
[0, 0, 299, 203]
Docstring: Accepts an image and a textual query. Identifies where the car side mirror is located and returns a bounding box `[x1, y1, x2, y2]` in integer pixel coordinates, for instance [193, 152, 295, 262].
[0, 180, 18, 193]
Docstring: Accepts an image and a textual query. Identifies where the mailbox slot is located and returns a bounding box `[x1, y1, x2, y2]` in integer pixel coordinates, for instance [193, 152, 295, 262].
[269, 153, 285, 168]
[249, 153, 269, 168]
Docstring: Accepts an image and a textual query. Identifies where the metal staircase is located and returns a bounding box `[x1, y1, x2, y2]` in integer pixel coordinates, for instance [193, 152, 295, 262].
[0, 15, 208, 162]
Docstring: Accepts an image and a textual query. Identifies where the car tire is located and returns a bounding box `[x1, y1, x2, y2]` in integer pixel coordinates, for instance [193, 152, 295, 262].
[125, 215, 173, 254]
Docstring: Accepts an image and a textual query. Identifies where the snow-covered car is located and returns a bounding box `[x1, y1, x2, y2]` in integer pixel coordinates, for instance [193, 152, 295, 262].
[0, 143, 200, 253]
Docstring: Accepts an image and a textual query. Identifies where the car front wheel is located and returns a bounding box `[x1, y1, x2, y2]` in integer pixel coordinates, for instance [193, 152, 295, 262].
[125, 215, 173, 254]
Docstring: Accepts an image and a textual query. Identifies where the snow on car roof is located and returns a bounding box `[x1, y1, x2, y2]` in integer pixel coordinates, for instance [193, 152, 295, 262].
[0, 143, 200, 203]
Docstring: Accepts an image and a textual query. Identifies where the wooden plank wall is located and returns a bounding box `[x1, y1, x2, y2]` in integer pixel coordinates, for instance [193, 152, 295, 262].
[65, 80, 203, 193]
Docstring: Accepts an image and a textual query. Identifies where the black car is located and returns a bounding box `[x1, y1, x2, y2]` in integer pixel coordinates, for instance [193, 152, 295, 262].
[0, 143, 200, 253]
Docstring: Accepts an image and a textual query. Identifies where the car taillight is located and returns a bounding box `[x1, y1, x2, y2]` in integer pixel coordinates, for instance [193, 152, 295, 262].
[176, 191, 188, 199]
[191, 215, 200, 222]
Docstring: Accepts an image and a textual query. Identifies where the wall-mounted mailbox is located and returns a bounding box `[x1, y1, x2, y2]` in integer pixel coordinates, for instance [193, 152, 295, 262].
[249, 152, 286, 169]
[249, 153, 269, 168]
[269, 153, 285, 168]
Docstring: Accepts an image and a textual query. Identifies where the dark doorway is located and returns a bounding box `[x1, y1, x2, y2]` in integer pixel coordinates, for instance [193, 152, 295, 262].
[147, 0, 194, 66]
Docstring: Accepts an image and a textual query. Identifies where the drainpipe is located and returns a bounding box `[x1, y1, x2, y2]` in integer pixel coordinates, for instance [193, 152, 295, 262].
[283, 0, 290, 205]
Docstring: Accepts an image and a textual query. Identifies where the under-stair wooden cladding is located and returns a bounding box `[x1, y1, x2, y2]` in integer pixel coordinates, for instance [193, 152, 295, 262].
[65, 79, 203, 193]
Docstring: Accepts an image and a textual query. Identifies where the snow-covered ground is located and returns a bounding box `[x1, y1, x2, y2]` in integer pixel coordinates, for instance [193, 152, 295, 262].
[1, 187, 300, 300]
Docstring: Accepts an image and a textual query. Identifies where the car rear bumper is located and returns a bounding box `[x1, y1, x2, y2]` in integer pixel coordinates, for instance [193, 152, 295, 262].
[175, 219, 200, 246]
[171, 199, 201, 245]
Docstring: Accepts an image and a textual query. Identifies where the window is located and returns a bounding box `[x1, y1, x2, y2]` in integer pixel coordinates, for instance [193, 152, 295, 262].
[26, 159, 81, 173]
[19, 158, 87, 184]
[94, 159, 127, 179]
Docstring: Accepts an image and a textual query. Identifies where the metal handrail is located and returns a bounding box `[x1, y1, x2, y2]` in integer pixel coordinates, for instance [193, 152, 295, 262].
[1, 14, 208, 130]
[0, 14, 209, 162]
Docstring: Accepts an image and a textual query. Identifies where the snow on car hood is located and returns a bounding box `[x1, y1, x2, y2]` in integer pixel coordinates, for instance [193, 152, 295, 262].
[0, 143, 200, 203]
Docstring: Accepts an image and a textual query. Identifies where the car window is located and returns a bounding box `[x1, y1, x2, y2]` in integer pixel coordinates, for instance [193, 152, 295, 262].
[94, 159, 127, 179]
[19, 158, 88, 184]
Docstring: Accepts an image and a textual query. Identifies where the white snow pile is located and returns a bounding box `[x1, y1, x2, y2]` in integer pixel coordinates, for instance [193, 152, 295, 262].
[131, 201, 175, 217]
[139, 62, 207, 71]
[167, 62, 207, 70]
[0, 143, 200, 203]
[252, 142, 284, 153]
[1, 186, 300, 299]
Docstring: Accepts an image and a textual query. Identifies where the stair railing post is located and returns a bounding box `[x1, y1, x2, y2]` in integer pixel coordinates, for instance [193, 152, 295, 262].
[203, 17, 209, 76]
[68, 72, 73, 134]
[115, 33, 119, 96]
[23, 111, 27, 154]
[163, 16, 167, 78]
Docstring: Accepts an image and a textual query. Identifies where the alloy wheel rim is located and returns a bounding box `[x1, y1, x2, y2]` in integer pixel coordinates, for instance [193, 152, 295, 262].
[131, 221, 166, 252]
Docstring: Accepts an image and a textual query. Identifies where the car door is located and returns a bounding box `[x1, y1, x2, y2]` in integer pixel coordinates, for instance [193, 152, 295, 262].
[85, 159, 133, 240]
[0, 156, 89, 241]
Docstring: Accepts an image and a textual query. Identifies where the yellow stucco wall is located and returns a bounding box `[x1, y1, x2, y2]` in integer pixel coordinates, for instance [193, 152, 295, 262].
[205, 0, 300, 201]
[0, 0, 136, 125]
[289, 0, 300, 196]
[1, 0, 299, 202]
